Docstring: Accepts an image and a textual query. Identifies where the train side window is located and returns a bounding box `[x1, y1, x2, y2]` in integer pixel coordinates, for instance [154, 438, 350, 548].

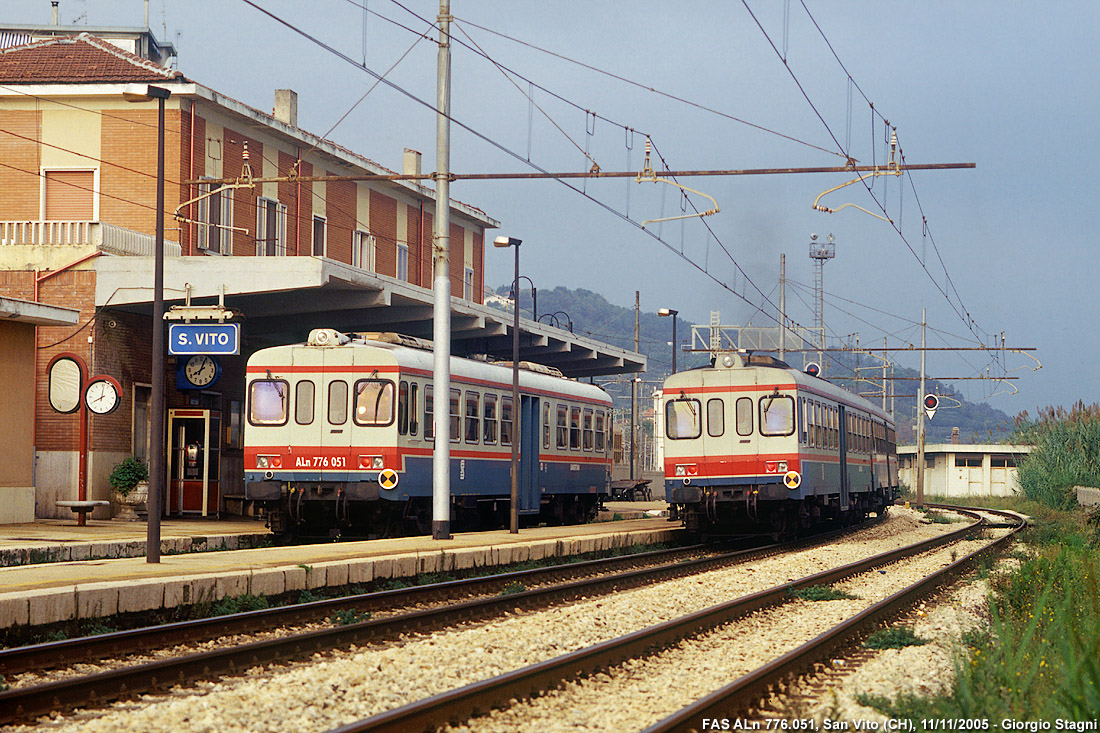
[570, 406, 582, 450]
[542, 402, 551, 449]
[797, 397, 805, 444]
[501, 395, 513, 446]
[449, 388, 461, 443]
[424, 385, 434, 440]
[666, 398, 702, 440]
[735, 397, 752, 436]
[464, 391, 481, 443]
[595, 410, 607, 452]
[831, 407, 838, 449]
[353, 379, 395, 426]
[249, 379, 289, 426]
[760, 395, 795, 436]
[409, 382, 419, 436]
[294, 380, 315, 425]
[484, 393, 498, 444]
[397, 381, 409, 435]
[583, 408, 594, 450]
[328, 380, 348, 425]
[706, 398, 725, 437]
[557, 404, 569, 449]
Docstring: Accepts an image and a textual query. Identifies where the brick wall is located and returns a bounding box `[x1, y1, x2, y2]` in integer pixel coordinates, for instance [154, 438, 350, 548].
[220, 127, 261, 256]
[407, 203, 428, 288]
[0, 110, 42, 220]
[278, 150, 301, 256]
[100, 109, 185, 238]
[472, 228, 484, 303]
[179, 109, 204, 255]
[371, 190, 398, 277]
[294, 160, 313, 256]
[449, 222, 465, 295]
[326, 177, 356, 265]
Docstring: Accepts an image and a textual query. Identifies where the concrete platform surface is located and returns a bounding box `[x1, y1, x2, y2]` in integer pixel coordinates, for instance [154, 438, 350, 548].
[0, 517, 679, 629]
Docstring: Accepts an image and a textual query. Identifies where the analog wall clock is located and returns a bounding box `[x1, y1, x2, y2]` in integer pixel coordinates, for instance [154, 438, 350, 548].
[85, 377, 122, 415]
[180, 354, 221, 389]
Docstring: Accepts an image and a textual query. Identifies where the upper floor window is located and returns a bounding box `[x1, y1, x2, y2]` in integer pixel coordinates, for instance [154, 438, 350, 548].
[312, 215, 326, 257]
[198, 182, 233, 254]
[353, 230, 376, 270]
[43, 169, 95, 221]
[464, 267, 475, 300]
[256, 197, 286, 256]
[397, 242, 409, 281]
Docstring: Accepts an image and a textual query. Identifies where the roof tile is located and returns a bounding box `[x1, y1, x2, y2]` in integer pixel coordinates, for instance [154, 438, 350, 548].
[0, 32, 185, 83]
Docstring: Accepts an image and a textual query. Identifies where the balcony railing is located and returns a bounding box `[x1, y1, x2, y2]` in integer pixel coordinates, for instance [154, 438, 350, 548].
[0, 221, 182, 257]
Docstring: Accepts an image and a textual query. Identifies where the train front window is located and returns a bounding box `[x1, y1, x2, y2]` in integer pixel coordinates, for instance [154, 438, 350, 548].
[328, 380, 348, 425]
[295, 380, 315, 425]
[707, 398, 725, 437]
[666, 399, 701, 440]
[249, 379, 289, 426]
[353, 379, 395, 426]
[735, 397, 752, 436]
[760, 395, 795, 436]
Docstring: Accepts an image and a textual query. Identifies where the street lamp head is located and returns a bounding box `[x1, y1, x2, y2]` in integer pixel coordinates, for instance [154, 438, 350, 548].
[658, 308, 678, 317]
[123, 84, 171, 102]
[493, 235, 521, 248]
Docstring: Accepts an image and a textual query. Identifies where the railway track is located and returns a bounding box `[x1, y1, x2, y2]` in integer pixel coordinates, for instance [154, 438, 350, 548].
[327, 506, 1022, 733]
[0, 519, 886, 725]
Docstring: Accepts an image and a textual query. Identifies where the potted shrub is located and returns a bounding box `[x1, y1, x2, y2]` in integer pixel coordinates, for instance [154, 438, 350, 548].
[108, 457, 149, 521]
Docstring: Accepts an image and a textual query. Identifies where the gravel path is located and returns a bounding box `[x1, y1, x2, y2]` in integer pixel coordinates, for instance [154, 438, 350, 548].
[16, 507, 978, 732]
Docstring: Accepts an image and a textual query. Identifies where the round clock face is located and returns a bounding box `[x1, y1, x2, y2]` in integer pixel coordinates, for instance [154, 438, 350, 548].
[184, 355, 218, 387]
[85, 378, 121, 415]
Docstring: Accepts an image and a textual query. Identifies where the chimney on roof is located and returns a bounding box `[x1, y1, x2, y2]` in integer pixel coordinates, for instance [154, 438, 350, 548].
[403, 148, 422, 178]
[951, 427, 960, 445]
[51, 1, 59, 25]
[274, 89, 298, 127]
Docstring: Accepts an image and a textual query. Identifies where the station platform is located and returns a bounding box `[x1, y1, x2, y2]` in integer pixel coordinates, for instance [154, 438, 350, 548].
[0, 506, 676, 630]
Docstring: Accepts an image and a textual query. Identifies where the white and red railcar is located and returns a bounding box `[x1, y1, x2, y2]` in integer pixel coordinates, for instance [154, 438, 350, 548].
[663, 352, 899, 537]
[243, 330, 612, 538]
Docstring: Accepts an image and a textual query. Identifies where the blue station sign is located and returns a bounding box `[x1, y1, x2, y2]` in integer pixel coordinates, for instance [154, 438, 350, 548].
[169, 323, 240, 356]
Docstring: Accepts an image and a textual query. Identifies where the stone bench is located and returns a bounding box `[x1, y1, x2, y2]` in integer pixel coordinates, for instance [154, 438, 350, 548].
[56, 500, 111, 526]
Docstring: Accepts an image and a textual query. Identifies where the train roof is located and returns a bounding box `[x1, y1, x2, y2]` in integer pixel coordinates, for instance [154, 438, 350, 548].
[247, 330, 612, 404]
[664, 351, 893, 425]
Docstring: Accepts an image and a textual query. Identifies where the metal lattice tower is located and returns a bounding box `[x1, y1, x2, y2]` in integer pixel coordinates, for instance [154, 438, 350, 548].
[809, 233, 835, 371]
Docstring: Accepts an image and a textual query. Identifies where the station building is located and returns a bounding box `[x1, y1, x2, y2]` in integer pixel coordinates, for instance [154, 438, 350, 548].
[897, 441, 1032, 498]
[0, 24, 644, 523]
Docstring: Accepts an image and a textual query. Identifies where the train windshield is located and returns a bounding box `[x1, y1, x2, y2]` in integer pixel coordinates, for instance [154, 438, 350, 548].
[354, 379, 395, 426]
[666, 398, 702, 440]
[760, 395, 795, 436]
[249, 379, 289, 426]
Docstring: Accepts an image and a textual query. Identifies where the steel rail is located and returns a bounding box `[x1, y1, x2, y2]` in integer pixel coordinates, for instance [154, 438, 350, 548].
[0, 521, 877, 725]
[644, 506, 1025, 732]
[327, 512, 988, 733]
[0, 542, 701, 676]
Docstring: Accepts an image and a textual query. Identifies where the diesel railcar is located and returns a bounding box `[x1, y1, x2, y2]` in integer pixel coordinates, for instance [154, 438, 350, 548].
[663, 352, 899, 538]
[244, 330, 613, 538]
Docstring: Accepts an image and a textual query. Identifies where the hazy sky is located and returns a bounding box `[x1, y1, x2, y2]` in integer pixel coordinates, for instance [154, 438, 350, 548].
[6, 1, 1096, 415]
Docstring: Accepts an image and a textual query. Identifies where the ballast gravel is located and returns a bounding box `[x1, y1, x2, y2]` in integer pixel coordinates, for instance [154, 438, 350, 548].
[18, 508, 988, 733]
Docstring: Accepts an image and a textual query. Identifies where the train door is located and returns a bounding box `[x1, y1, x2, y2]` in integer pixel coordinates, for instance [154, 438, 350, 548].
[519, 396, 540, 513]
[320, 347, 352, 482]
[167, 408, 220, 515]
[837, 405, 850, 512]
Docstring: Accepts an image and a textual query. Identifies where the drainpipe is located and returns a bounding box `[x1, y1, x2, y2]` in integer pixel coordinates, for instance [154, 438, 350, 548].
[295, 146, 302, 256]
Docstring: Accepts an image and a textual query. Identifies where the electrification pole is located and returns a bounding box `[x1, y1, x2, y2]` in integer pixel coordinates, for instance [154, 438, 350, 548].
[916, 307, 926, 509]
[779, 253, 786, 362]
[431, 0, 452, 540]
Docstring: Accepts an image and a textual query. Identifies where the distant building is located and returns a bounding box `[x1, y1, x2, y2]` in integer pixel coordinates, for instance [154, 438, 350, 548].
[898, 442, 1033, 498]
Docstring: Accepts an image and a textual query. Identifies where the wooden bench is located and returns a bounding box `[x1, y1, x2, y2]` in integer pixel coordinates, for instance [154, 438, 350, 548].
[56, 500, 110, 526]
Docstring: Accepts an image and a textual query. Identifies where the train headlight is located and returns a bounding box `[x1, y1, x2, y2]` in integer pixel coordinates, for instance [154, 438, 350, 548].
[359, 455, 385, 470]
[675, 465, 686, 477]
[256, 455, 282, 469]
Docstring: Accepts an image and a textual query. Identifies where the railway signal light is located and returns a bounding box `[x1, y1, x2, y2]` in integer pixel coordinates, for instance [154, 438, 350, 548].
[923, 393, 939, 420]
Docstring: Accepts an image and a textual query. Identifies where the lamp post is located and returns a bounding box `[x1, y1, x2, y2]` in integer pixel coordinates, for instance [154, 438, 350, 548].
[494, 235, 522, 534]
[658, 308, 678, 374]
[124, 83, 170, 563]
[509, 275, 537, 322]
[537, 311, 573, 333]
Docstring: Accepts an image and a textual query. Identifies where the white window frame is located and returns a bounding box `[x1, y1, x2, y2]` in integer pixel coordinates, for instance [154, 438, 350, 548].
[353, 230, 376, 270]
[397, 241, 409, 281]
[312, 215, 327, 257]
[255, 196, 287, 256]
[40, 167, 100, 222]
[464, 267, 475, 300]
[197, 181, 233, 255]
